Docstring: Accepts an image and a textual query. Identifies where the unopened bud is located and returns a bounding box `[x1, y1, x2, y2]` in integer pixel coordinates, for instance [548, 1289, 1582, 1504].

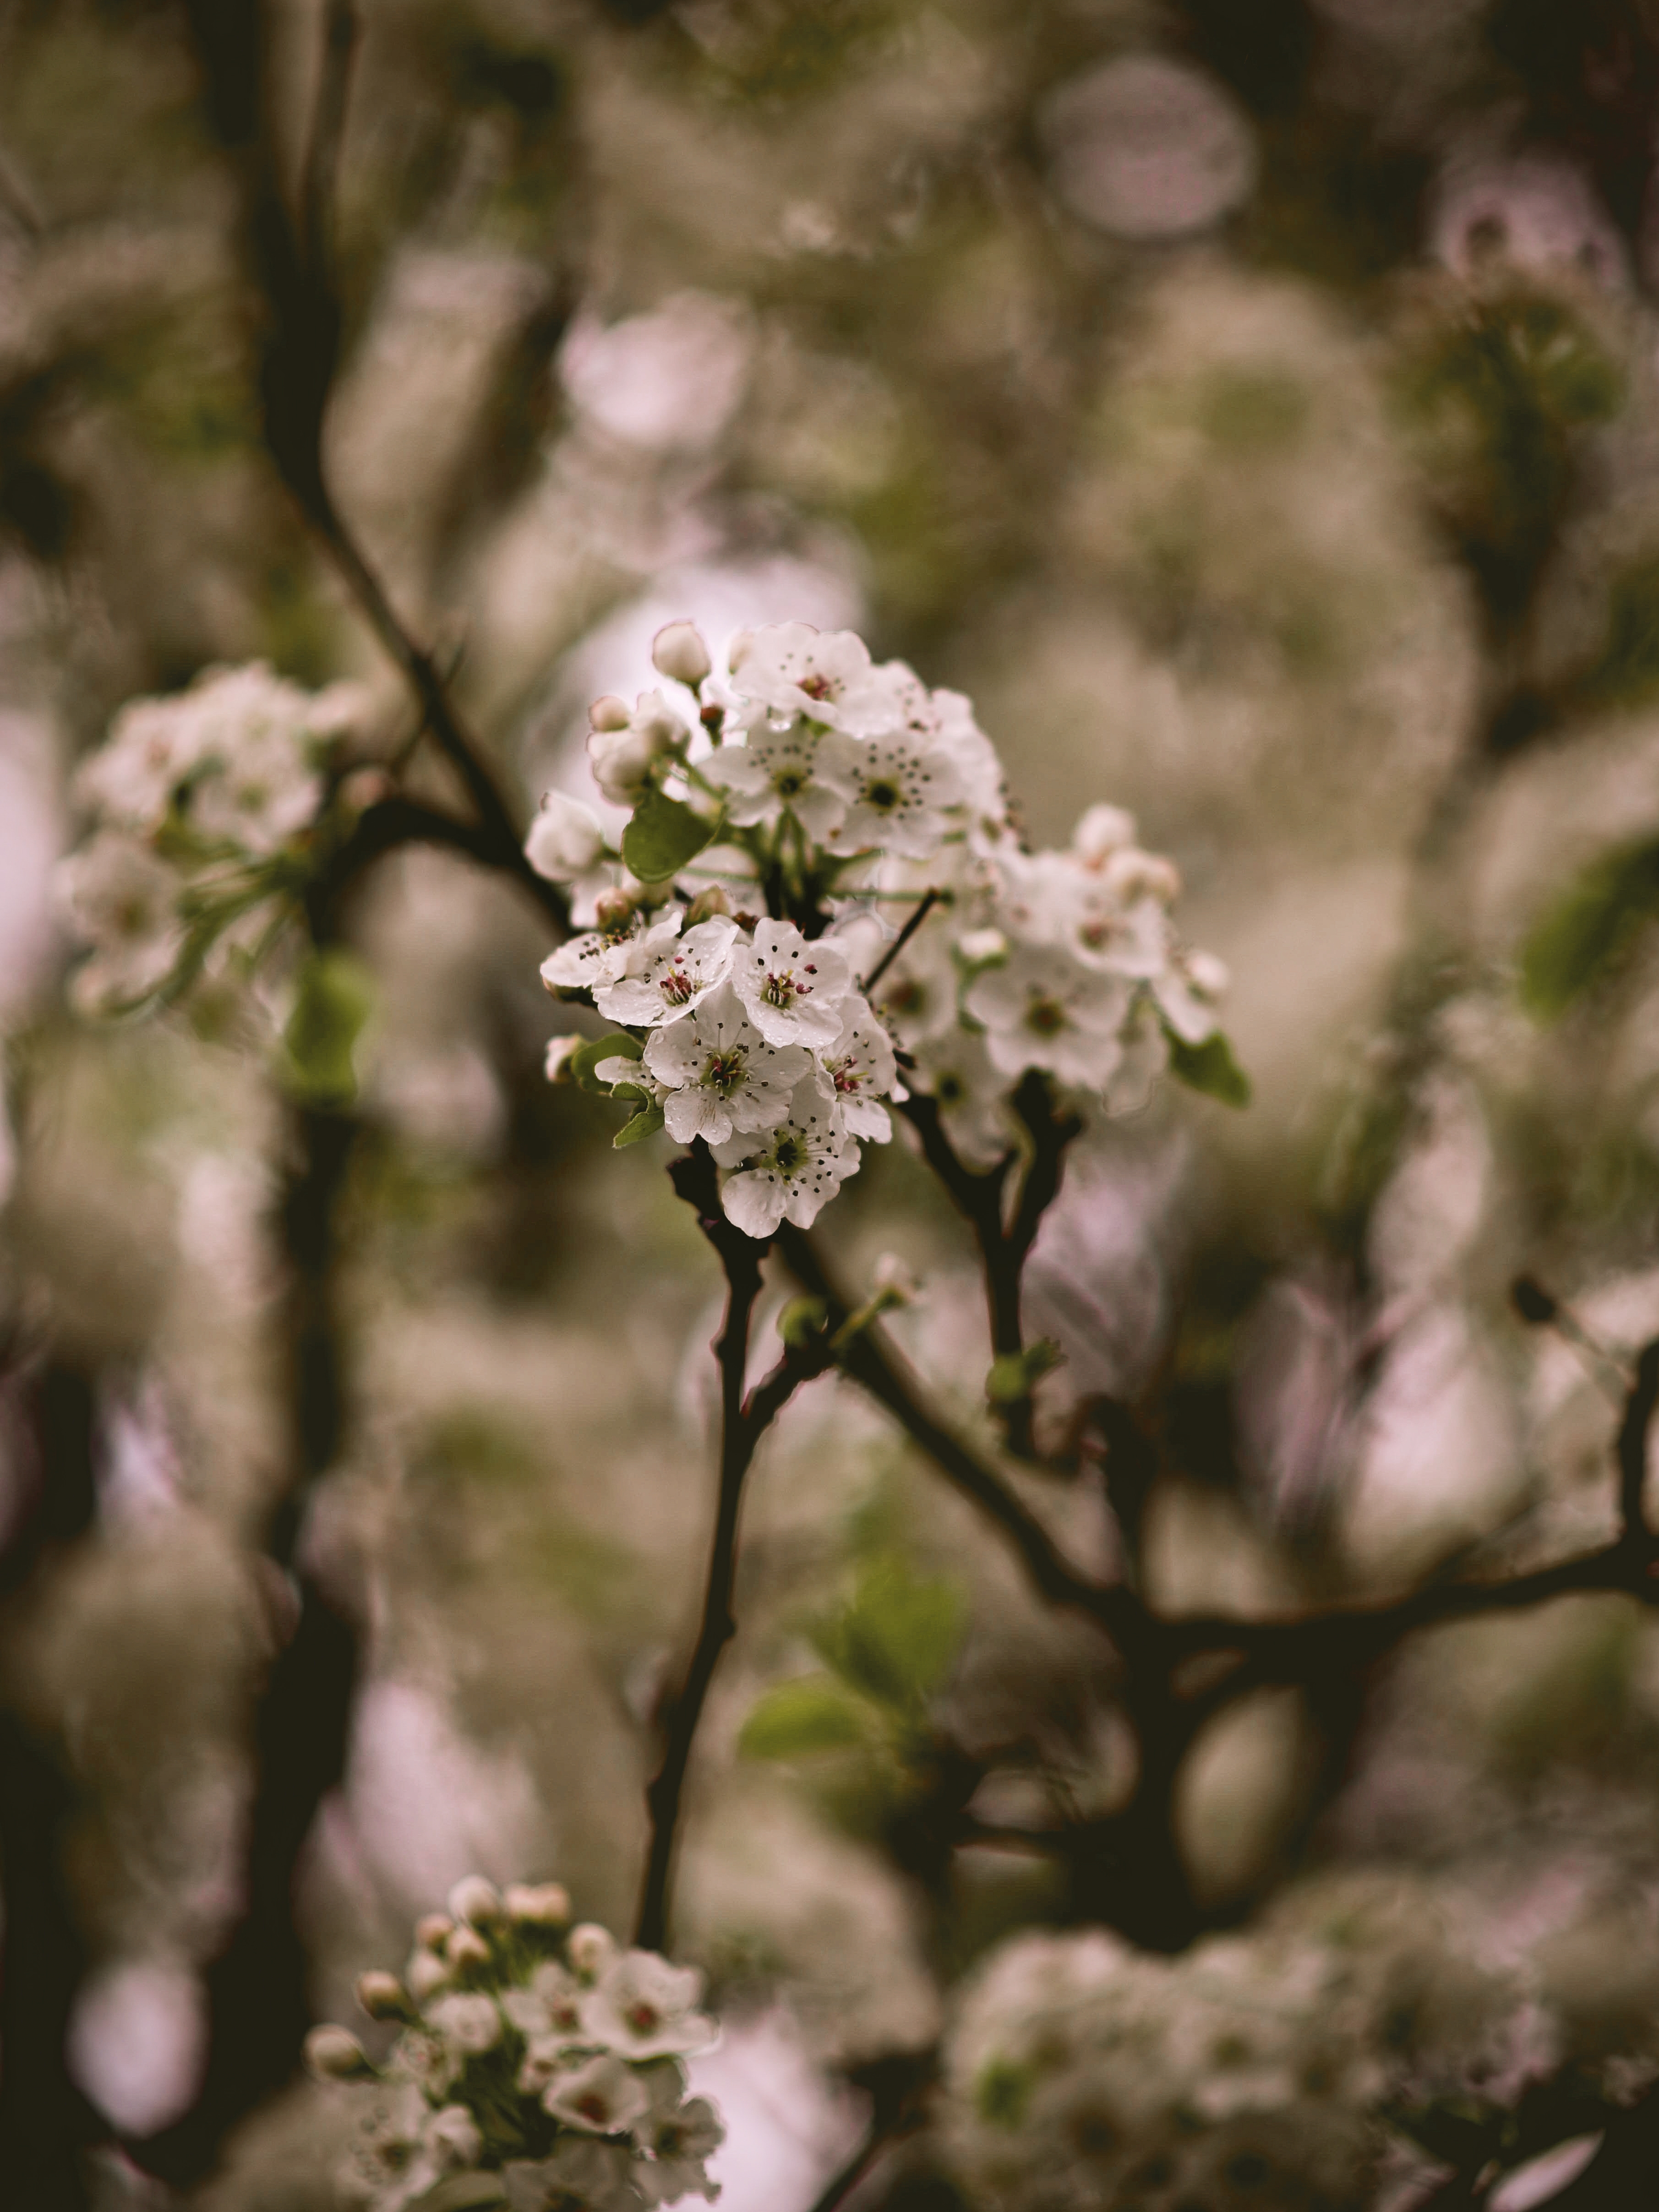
[447, 1879, 504, 1934]
[778, 1295, 830, 1347]
[1184, 949, 1229, 1000]
[505, 1880, 572, 1926]
[526, 792, 605, 882]
[727, 627, 754, 675]
[407, 1948, 451, 2002]
[545, 1035, 584, 1084]
[356, 1970, 411, 2022]
[1072, 804, 1137, 868]
[1104, 850, 1181, 905]
[594, 889, 636, 935]
[567, 1923, 617, 1981]
[686, 886, 732, 925]
[446, 1925, 492, 1970]
[957, 928, 1007, 967]
[589, 695, 632, 733]
[652, 621, 712, 687]
[871, 1253, 919, 1305]
[305, 2024, 373, 2081]
[415, 1914, 455, 1950]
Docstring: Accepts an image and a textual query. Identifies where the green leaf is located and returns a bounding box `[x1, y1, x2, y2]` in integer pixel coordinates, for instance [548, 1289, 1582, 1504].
[614, 1101, 665, 1147]
[1520, 842, 1659, 1019]
[738, 1674, 874, 1760]
[813, 1556, 968, 1711]
[1167, 1029, 1251, 1108]
[986, 1340, 1063, 1405]
[281, 948, 375, 1106]
[622, 789, 715, 883]
[568, 1032, 643, 1095]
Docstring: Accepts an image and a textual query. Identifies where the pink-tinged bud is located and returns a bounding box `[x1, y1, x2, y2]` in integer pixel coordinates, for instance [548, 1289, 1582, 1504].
[1184, 949, 1229, 999]
[1103, 849, 1181, 905]
[446, 1925, 491, 1969]
[447, 1874, 502, 1927]
[1072, 804, 1137, 868]
[593, 889, 636, 934]
[415, 1914, 454, 1949]
[526, 792, 605, 881]
[407, 1948, 451, 2001]
[685, 886, 732, 925]
[504, 1880, 572, 1925]
[590, 695, 632, 732]
[652, 621, 712, 687]
[727, 628, 754, 675]
[305, 2024, 373, 2081]
[356, 1970, 411, 2021]
[545, 1035, 583, 1083]
[567, 1923, 617, 1981]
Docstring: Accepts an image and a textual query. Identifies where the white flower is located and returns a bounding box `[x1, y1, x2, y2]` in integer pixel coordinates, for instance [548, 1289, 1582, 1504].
[546, 1035, 585, 1083]
[74, 695, 209, 831]
[544, 2051, 652, 2135]
[818, 727, 964, 861]
[713, 1074, 857, 1236]
[700, 706, 849, 841]
[908, 1029, 1011, 1168]
[643, 983, 809, 1146]
[447, 1926, 492, 1970]
[589, 692, 688, 806]
[395, 2025, 460, 2099]
[820, 996, 899, 1141]
[527, 793, 606, 881]
[636, 2093, 724, 2204]
[1154, 947, 1228, 1045]
[731, 920, 852, 1051]
[597, 915, 739, 1027]
[860, 912, 960, 1049]
[580, 1950, 718, 2061]
[504, 2138, 641, 2212]
[503, 1961, 588, 2044]
[405, 1947, 451, 2003]
[449, 1875, 504, 1926]
[56, 832, 186, 1013]
[1071, 804, 1137, 867]
[1103, 994, 1170, 1115]
[728, 621, 886, 732]
[189, 713, 323, 855]
[541, 906, 647, 995]
[965, 946, 1133, 1089]
[652, 621, 713, 687]
[428, 1991, 503, 2058]
[423, 2103, 483, 2170]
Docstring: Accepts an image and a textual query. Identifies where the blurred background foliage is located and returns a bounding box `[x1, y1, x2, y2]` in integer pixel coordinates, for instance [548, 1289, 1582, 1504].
[14, 0, 1659, 2207]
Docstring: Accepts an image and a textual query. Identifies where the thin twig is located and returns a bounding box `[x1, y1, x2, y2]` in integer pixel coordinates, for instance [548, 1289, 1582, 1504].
[1616, 1338, 1659, 1542]
[635, 1151, 830, 1951]
[859, 887, 939, 996]
[299, 0, 358, 283]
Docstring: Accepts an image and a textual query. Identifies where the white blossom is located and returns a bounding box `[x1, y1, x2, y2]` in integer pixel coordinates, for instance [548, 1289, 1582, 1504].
[644, 983, 809, 1145]
[820, 996, 900, 1141]
[568, 1924, 619, 1983]
[635, 2091, 724, 2205]
[544, 2052, 652, 2135]
[965, 945, 1134, 1089]
[908, 1029, 1011, 1168]
[56, 832, 186, 1013]
[541, 906, 646, 994]
[423, 2104, 483, 2170]
[818, 726, 964, 861]
[589, 692, 688, 807]
[700, 707, 849, 840]
[428, 1990, 503, 2059]
[732, 920, 852, 1051]
[504, 2138, 641, 2212]
[580, 1951, 718, 2062]
[527, 792, 607, 881]
[713, 1073, 857, 1236]
[596, 915, 739, 1028]
[727, 621, 889, 733]
[1154, 946, 1229, 1045]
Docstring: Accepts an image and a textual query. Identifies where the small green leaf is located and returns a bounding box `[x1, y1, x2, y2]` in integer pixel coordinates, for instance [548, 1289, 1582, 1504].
[614, 1102, 665, 1147]
[281, 948, 375, 1106]
[813, 1556, 968, 1710]
[569, 1032, 643, 1095]
[986, 1340, 1063, 1405]
[1167, 1029, 1251, 1108]
[738, 1674, 873, 1760]
[622, 789, 715, 883]
[1520, 841, 1659, 1019]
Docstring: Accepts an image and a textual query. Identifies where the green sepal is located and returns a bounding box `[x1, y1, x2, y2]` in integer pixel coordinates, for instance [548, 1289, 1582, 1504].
[811, 1556, 968, 1711]
[568, 1031, 644, 1095]
[281, 948, 375, 1106]
[1520, 840, 1659, 1019]
[986, 1339, 1063, 1405]
[1167, 1027, 1251, 1108]
[738, 1674, 873, 1760]
[622, 789, 716, 883]
[778, 1295, 830, 1346]
[614, 1102, 665, 1147]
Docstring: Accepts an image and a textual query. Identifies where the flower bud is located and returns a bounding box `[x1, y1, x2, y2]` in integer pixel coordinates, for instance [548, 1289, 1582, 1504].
[545, 1035, 584, 1084]
[685, 886, 732, 925]
[652, 621, 713, 687]
[415, 1914, 455, 1950]
[407, 1948, 451, 2002]
[872, 1253, 919, 1304]
[1072, 804, 1137, 868]
[589, 695, 632, 733]
[777, 1295, 830, 1348]
[305, 2024, 374, 2081]
[450, 1875, 505, 1926]
[957, 927, 1007, 967]
[567, 1923, 617, 1981]
[1183, 949, 1229, 1000]
[1103, 849, 1181, 905]
[356, 1970, 411, 2021]
[505, 1880, 572, 1926]
[446, 1926, 492, 1971]
[588, 723, 656, 803]
[526, 792, 605, 882]
[593, 889, 636, 936]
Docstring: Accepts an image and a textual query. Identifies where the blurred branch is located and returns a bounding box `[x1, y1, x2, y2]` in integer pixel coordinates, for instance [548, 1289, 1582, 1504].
[895, 1070, 1080, 1459]
[857, 887, 938, 995]
[636, 1148, 831, 1951]
[1616, 1337, 1659, 1542]
[803, 2049, 937, 2212]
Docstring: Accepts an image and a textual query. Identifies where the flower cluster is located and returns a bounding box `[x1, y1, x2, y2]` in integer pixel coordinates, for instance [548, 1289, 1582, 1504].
[57, 661, 363, 1015]
[939, 1872, 1555, 2212]
[306, 1875, 724, 2212]
[530, 621, 1234, 1234]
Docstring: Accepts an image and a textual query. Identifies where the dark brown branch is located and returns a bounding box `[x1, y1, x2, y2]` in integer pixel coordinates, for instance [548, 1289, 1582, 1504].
[635, 1151, 829, 1951]
[859, 887, 939, 996]
[1616, 1337, 1659, 1541]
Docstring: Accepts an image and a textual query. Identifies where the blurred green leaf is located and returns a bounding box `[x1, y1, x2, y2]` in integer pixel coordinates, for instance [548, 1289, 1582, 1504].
[812, 1555, 968, 1711]
[614, 1101, 665, 1147]
[1167, 1029, 1252, 1108]
[281, 948, 374, 1106]
[738, 1673, 874, 1760]
[621, 790, 714, 883]
[1520, 842, 1659, 1019]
